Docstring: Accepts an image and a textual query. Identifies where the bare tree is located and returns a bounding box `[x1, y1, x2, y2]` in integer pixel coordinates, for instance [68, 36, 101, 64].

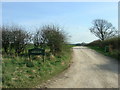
[89, 19, 117, 41]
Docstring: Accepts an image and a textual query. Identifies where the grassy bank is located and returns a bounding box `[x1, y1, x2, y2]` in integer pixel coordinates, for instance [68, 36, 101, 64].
[87, 46, 113, 58]
[86, 36, 120, 60]
[2, 45, 73, 88]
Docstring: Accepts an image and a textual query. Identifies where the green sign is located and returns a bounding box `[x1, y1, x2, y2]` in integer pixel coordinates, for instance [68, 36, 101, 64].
[28, 48, 45, 61]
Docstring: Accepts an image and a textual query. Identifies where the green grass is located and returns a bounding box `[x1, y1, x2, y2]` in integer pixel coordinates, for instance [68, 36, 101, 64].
[87, 46, 119, 60]
[2, 46, 72, 88]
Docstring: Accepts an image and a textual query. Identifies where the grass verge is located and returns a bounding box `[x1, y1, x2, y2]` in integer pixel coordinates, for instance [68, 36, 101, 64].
[2, 46, 73, 88]
[87, 46, 119, 60]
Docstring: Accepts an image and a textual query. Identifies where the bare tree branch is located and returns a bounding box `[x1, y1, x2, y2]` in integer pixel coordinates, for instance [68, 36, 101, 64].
[89, 19, 117, 41]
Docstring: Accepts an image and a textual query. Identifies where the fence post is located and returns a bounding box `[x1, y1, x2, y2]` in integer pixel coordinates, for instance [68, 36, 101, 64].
[109, 44, 113, 53]
[105, 46, 109, 52]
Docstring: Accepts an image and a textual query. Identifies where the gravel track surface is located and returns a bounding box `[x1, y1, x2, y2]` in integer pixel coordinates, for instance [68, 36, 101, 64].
[37, 46, 118, 88]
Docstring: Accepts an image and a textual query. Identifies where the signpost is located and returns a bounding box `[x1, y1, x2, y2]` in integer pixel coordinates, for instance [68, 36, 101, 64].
[28, 48, 45, 62]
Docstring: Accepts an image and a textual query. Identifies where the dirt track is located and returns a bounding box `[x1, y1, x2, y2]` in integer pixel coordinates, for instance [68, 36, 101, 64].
[37, 46, 118, 88]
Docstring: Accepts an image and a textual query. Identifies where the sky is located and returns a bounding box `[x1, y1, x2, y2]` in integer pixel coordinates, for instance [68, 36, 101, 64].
[2, 2, 118, 44]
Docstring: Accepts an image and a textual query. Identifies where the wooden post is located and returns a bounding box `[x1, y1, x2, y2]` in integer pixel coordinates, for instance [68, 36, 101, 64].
[109, 44, 113, 53]
[43, 55, 44, 62]
[105, 46, 109, 52]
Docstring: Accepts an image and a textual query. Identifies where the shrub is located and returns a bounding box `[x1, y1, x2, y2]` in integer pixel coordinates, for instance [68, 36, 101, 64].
[2, 25, 31, 56]
[87, 36, 120, 60]
[33, 25, 68, 56]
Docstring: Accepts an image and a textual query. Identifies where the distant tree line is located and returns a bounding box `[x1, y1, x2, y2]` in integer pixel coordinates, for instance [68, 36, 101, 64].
[2, 19, 118, 56]
[1, 24, 67, 56]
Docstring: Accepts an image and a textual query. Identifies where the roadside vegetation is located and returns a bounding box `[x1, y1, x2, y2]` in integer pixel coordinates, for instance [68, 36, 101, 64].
[2, 24, 73, 88]
[87, 19, 119, 60]
[87, 37, 120, 60]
